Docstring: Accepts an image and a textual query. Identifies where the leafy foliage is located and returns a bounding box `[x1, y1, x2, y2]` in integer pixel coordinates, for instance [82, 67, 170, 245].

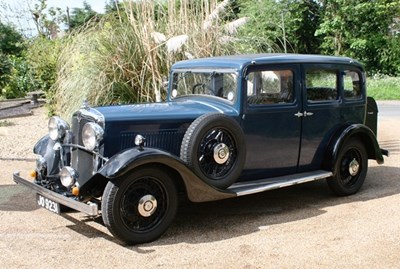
[67, 1, 100, 30]
[30, 0, 64, 38]
[53, 1, 237, 118]
[26, 37, 63, 92]
[0, 22, 33, 98]
[367, 75, 400, 100]
[316, 0, 400, 75]
[2, 0, 400, 105]
[0, 54, 39, 98]
[284, 0, 322, 54]
[0, 22, 25, 56]
[236, 0, 285, 53]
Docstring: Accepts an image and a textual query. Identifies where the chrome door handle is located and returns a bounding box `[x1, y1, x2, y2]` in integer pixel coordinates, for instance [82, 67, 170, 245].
[304, 111, 314, 117]
[294, 112, 303, 118]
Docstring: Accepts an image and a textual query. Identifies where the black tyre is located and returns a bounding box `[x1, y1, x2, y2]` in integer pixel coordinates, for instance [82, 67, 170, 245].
[180, 113, 246, 189]
[327, 139, 368, 196]
[101, 166, 178, 245]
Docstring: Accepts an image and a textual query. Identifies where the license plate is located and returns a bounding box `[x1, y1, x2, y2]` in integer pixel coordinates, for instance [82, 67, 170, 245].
[36, 194, 60, 214]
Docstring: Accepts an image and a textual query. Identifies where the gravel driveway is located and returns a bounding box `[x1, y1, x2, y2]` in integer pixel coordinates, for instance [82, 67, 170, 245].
[0, 105, 399, 269]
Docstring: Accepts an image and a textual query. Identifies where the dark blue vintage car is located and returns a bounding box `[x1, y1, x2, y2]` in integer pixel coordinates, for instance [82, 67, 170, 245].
[14, 54, 388, 244]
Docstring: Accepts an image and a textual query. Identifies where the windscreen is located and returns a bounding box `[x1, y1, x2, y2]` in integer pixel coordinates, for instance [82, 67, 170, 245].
[171, 69, 238, 103]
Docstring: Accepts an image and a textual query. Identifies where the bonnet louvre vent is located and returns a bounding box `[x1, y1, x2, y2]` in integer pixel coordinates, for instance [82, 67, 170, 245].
[120, 130, 185, 156]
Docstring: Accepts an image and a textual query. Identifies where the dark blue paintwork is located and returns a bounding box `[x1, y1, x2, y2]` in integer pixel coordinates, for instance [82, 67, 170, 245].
[29, 53, 385, 202]
[14, 53, 389, 247]
[90, 53, 379, 183]
[96, 97, 239, 123]
[96, 97, 240, 157]
[96, 147, 235, 202]
[170, 54, 363, 71]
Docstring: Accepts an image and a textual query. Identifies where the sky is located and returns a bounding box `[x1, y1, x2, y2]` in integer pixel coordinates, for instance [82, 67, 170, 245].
[47, 0, 105, 13]
[2, 0, 105, 13]
[0, 0, 106, 35]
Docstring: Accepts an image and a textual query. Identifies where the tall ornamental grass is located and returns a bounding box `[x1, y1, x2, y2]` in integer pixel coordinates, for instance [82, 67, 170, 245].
[53, 0, 244, 118]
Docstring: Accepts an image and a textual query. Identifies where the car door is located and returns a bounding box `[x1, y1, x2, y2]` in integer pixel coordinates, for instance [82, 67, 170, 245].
[241, 64, 302, 180]
[298, 64, 343, 172]
[298, 64, 367, 172]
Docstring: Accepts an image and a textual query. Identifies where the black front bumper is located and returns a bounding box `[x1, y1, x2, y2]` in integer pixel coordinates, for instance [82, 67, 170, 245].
[13, 172, 99, 216]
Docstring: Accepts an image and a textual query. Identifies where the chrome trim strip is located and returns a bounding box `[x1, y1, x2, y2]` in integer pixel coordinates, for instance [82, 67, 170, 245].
[13, 172, 99, 216]
[229, 170, 333, 196]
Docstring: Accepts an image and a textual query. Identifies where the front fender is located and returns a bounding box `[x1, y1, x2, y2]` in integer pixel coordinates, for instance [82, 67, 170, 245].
[96, 147, 236, 202]
[33, 135, 60, 176]
[324, 124, 385, 170]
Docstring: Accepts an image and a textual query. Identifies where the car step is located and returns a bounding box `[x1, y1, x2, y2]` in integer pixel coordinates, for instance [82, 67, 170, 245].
[228, 170, 333, 196]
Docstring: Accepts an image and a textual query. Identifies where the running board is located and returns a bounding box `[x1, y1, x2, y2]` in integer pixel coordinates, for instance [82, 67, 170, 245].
[228, 170, 333, 196]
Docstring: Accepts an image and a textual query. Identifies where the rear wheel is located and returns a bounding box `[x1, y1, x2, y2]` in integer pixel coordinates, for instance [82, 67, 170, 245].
[327, 139, 368, 196]
[101, 166, 178, 245]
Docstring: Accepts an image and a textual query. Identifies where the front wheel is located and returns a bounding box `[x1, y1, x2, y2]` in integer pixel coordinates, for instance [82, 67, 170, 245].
[327, 139, 368, 196]
[101, 166, 178, 245]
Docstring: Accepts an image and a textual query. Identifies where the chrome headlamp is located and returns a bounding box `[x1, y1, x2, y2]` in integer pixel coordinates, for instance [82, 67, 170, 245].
[82, 122, 104, 151]
[60, 166, 78, 188]
[48, 116, 70, 141]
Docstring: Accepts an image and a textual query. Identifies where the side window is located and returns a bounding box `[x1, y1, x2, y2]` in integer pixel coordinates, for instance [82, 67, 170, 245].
[343, 70, 361, 100]
[306, 70, 338, 102]
[247, 70, 294, 105]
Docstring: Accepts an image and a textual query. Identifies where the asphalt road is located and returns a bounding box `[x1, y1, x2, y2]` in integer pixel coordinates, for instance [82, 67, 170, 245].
[0, 104, 399, 269]
[378, 101, 400, 119]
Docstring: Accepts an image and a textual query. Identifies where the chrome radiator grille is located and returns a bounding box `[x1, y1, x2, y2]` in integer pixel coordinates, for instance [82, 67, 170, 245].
[71, 114, 95, 182]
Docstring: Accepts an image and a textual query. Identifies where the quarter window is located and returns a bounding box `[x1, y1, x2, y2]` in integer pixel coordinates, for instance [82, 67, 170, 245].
[247, 70, 294, 105]
[306, 70, 338, 102]
[343, 70, 361, 100]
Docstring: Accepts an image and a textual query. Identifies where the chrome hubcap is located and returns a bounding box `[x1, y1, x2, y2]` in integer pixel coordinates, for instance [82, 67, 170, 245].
[138, 195, 157, 217]
[348, 158, 360, 176]
[213, 143, 230, 164]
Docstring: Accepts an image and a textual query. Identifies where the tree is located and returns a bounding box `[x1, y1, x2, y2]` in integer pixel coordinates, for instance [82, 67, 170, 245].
[0, 21, 25, 56]
[30, 0, 64, 38]
[237, 0, 286, 53]
[316, 0, 400, 74]
[0, 21, 28, 98]
[236, 0, 322, 54]
[105, 0, 120, 14]
[67, 1, 99, 30]
[283, 0, 322, 54]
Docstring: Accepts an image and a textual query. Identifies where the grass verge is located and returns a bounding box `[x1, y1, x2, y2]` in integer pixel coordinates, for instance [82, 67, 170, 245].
[367, 76, 400, 100]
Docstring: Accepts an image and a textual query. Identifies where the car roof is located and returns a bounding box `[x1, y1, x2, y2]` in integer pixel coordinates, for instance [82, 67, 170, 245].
[171, 53, 364, 71]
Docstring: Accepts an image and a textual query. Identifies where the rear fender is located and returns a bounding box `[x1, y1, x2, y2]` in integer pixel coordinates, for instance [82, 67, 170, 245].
[93, 147, 236, 202]
[323, 124, 384, 171]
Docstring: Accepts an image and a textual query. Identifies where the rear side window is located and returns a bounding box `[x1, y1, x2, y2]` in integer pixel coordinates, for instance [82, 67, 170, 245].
[343, 70, 362, 100]
[247, 70, 294, 105]
[306, 70, 338, 102]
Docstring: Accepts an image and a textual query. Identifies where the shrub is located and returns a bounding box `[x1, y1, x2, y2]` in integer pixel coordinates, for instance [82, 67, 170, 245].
[53, 0, 238, 118]
[26, 37, 63, 95]
[0, 55, 38, 99]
